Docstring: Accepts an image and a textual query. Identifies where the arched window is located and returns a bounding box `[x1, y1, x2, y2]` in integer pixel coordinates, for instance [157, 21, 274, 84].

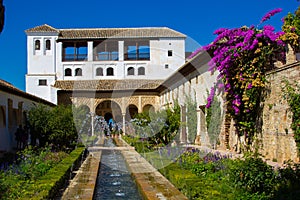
[127, 67, 134, 75]
[138, 67, 145, 75]
[96, 67, 103, 76]
[75, 68, 82, 76]
[107, 67, 114, 76]
[45, 39, 51, 50]
[35, 40, 40, 50]
[65, 68, 72, 76]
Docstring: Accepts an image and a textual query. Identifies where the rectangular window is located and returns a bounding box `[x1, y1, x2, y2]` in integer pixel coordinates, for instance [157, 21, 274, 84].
[94, 40, 118, 61]
[124, 40, 150, 61]
[38, 79, 47, 86]
[168, 50, 173, 57]
[62, 42, 88, 61]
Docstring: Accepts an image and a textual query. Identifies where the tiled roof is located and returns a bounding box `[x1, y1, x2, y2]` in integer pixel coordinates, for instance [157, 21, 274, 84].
[58, 27, 186, 39]
[25, 24, 59, 33]
[0, 79, 18, 91]
[25, 24, 186, 39]
[0, 80, 55, 106]
[53, 80, 163, 91]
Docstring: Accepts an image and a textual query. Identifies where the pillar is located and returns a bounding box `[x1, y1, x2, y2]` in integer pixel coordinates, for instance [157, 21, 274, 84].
[88, 41, 93, 61]
[122, 113, 126, 135]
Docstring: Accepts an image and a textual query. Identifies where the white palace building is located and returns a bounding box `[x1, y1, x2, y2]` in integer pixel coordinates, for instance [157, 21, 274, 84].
[25, 24, 186, 104]
[25, 24, 217, 145]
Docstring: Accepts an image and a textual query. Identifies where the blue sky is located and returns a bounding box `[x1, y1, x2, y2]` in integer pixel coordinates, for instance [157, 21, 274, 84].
[0, 0, 298, 91]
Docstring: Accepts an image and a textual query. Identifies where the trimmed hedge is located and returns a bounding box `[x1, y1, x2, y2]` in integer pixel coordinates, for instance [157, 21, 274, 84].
[21, 147, 86, 199]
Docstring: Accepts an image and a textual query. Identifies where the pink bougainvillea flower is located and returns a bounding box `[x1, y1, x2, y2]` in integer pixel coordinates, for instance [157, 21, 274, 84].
[247, 83, 253, 89]
[260, 8, 282, 23]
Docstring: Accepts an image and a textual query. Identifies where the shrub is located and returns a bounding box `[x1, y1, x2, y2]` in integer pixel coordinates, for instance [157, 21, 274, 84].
[229, 157, 276, 195]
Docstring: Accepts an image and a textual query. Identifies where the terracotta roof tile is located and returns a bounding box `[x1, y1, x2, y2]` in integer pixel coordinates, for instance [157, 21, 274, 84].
[53, 79, 163, 91]
[25, 24, 59, 33]
[58, 27, 186, 39]
[25, 24, 186, 39]
[0, 79, 54, 106]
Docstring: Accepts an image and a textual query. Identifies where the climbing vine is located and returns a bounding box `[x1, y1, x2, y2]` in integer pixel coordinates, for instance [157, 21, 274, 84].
[282, 80, 300, 153]
[193, 9, 286, 148]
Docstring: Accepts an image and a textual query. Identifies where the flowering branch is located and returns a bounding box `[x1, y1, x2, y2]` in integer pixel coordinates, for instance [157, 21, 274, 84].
[260, 8, 282, 24]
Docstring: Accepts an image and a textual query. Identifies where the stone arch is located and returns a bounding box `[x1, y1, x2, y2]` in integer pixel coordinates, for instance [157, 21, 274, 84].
[143, 104, 155, 114]
[126, 104, 138, 121]
[95, 100, 122, 123]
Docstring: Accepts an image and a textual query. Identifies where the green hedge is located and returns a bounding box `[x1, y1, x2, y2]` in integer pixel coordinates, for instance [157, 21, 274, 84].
[21, 147, 86, 199]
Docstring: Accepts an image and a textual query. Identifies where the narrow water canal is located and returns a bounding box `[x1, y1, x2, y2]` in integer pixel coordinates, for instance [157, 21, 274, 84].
[93, 138, 143, 199]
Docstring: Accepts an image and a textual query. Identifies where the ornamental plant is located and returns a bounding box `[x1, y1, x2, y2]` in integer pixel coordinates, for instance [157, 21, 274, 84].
[282, 80, 300, 153]
[280, 6, 300, 50]
[198, 9, 286, 147]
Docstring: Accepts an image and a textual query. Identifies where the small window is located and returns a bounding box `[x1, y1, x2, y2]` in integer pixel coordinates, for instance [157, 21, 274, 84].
[75, 68, 82, 76]
[107, 67, 114, 76]
[168, 50, 172, 57]
[35, 40, 40, 50]
[38, 79, 47, 86]
[96, 67, 103, 76]
[65, 68, 72, 76]
[46, 39, 51, 50]
[138, 67, 145, 75]
[165, 64, 169, 69]
[127, 67, 134, 75]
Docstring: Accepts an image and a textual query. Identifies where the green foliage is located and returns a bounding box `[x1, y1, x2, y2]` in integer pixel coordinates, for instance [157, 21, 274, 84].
[282, 80, 300, 153]
[16, 146, 68, 180]
[128, 101, 181, 149]
[185, 95, 197, 144]
[160, 148, 300, 199]
[229, 157, 276, 194]
[27, 104, 78, 150]
[0, 147, 85, 199]
[281, 7, 300, 49]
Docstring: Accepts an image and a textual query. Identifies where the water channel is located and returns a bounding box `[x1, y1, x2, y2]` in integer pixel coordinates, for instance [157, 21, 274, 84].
[93, 138, 143, 199]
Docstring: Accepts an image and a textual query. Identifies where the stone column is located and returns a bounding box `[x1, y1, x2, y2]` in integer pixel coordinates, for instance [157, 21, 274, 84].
[122, 113, 126, 135]
[118, 41, 124, 61]
[138, 96, 142, 113]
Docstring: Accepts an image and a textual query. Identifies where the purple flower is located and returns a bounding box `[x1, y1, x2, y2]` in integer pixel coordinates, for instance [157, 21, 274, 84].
[232, 105, 240, 115]
[260, 8, 282, 23]
[213, 28, 228, 35]
[247, 83, 252, 89]
[206, 87, 215, 108]
[291, 27, 296, 32]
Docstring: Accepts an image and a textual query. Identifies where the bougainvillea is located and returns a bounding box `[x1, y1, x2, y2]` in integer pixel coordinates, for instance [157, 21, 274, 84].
[194, 9, 286, 146]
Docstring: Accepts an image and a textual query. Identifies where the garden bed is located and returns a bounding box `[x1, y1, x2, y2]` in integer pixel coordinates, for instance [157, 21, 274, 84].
[0, 146, 86, 200]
